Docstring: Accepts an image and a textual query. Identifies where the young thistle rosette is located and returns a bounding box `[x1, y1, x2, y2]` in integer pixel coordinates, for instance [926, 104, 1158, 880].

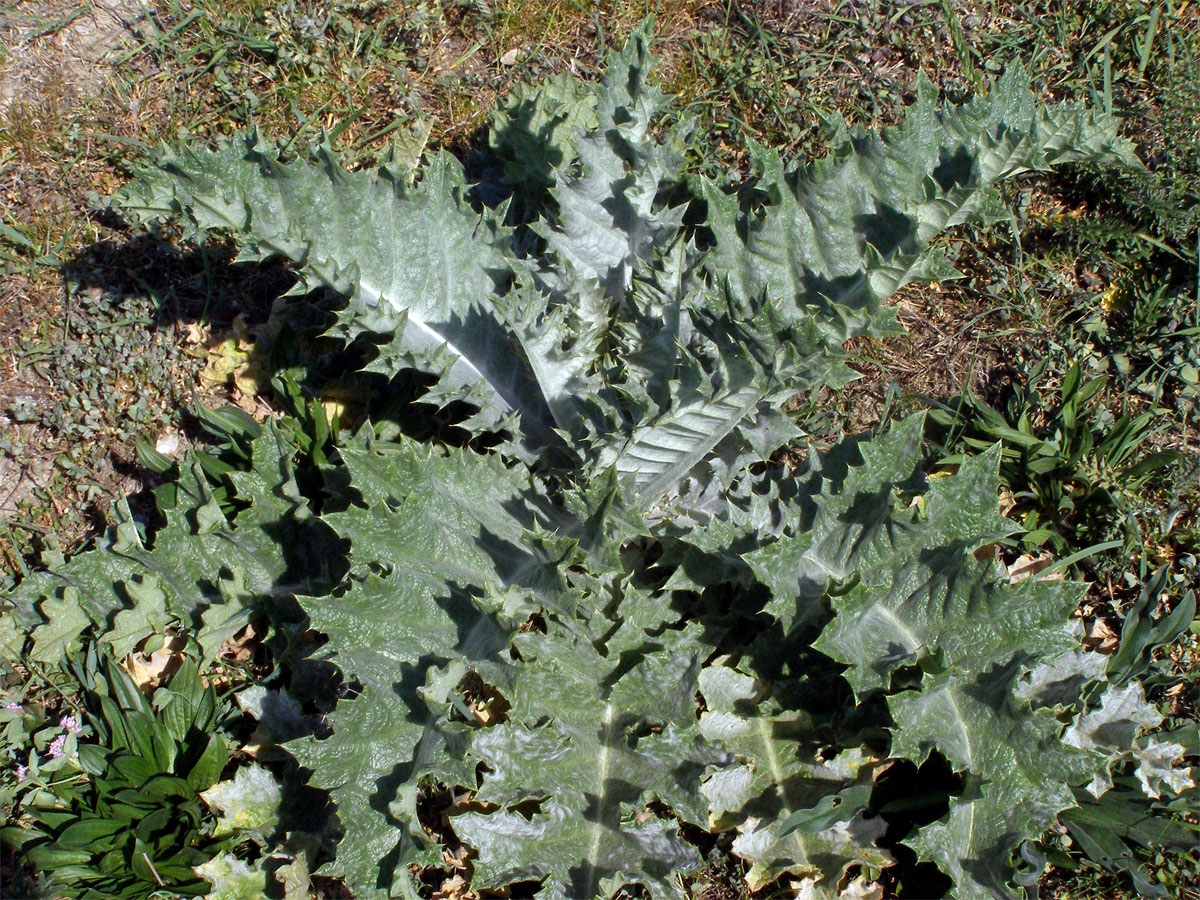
[3, 22, 1189, 900]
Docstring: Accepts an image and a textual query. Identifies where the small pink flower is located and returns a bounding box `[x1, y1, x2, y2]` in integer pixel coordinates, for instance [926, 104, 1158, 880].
[15, 765, 28, 781]
[60, 716, 80, 734]
[3, 702, 20, 712]
[47, 735, 67, 758]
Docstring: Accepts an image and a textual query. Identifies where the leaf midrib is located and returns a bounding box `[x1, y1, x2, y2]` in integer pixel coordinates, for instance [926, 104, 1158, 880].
[585, 702, 618, 898]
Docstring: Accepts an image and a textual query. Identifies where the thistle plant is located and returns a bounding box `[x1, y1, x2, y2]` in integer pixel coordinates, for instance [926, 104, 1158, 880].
[1, 25, 1192, 900]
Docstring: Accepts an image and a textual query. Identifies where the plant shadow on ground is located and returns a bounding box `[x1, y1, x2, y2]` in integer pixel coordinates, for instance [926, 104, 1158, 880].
[51, 185, 526, 513]
[1, 231, 290, 568]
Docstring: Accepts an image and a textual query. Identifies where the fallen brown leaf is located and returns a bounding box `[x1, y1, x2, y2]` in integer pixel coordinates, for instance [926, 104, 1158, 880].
[1082, 618, 1119, 655]
[123, 633, 188, 692]
[443, 846, 470, 871]
[1007, 552, 1057, 583]
[220, 618, 265, 664]
[431, 873, 476, 900]
[973, 542, 998, 562]
[998, 490, 1017, 517]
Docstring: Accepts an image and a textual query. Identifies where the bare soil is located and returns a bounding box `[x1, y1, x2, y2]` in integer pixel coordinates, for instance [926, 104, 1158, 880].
[0, 0, 151, 110]
[0, 1, 164, 552]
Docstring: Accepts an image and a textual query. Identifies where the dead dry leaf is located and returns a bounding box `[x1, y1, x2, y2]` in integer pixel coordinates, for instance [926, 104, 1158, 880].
[431, 873, 476, 900]
[123, 633, 188, 692]
[230, 388, 275, 422]
[183, 321, 210, 349]
[220, 618, 265, 664]
[998, 490, 1017, 517]
[1082, 618, 1119, 655]
[199, 315, 268, 400]
[973, 542, 998, 562]
[1007, 552, 1055, 583]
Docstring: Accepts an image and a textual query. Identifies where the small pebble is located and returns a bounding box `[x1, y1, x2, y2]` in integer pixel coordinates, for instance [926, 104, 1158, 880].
[155, 432, 181, 456]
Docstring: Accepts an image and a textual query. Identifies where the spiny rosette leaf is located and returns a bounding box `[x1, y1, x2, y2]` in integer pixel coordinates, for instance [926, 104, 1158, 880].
[696, 665, 891, 894]
[589, 284, 860, 511]
[454, 588, 720, 899]
[532, 25, 686, 298]
[112, 138, 556, 447]
[743, 416, 931, 634]
[803, 416, 1100, 899]
[110, 27, 1139, 512]
[289, 433, 567, 898]
[488, 71, 599, 199]
[699, 69, 1141, 343]
[0, 426, 337, 664]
